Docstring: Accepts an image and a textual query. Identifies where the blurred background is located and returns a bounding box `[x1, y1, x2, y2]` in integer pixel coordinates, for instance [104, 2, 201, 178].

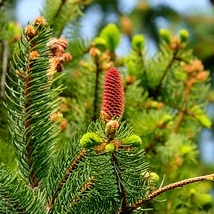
[1, 0, 214, 164]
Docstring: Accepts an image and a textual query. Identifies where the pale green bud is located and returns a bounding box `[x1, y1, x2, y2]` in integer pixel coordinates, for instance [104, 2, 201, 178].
[80, 132, 102, 148]
[159, 28, 173, 44]
[158, 114, 173, 127]
[127, 61, 136, 75]
[105, 143, 115, 153]
[190, 105, 204, 115]
[131, 34, 145, 52]
[195, 114, 212, 128]
[161, 115, 173, 124]
[92, 37, 107, 49]
[179, 29, 189, 43]
[122, 135, 142, 146]
[180, 145, 192, 156]
[100, 23, 121, 51]
[149, 172, 160, 183]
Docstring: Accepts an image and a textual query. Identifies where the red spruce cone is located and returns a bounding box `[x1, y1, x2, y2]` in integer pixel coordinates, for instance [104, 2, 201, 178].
[100, 68, 124, 122]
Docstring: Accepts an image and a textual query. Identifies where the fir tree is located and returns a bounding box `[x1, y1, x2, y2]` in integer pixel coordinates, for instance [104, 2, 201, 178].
[0, 1, 214, 214]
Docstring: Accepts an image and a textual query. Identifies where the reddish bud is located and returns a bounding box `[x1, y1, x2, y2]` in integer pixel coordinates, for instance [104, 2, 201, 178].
[101, 68, 124, 122]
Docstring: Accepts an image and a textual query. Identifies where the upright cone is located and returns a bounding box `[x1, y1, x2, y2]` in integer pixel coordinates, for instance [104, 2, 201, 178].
[100, 68, 124, 122]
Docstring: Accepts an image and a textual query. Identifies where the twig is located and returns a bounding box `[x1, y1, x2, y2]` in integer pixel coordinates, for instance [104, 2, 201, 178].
[1, 40, 8, 100]
[132, 173, 214, 208]
[69, 176, 95, 207]
[173, 111, 184, 133]
[47, 149, 86, 212]
[151, 50, 178, 99]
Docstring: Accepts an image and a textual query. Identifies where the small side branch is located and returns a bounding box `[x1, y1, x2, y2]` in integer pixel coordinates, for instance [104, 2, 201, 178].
[70, 176, 95, 207]
[53, 0, 67, 24]
[1, 40, 8, 100]
[132, 173, 214, 208]
[151, 50, 178, 98]
[47, 149, 86, 211]
[0, 189, 26, 213]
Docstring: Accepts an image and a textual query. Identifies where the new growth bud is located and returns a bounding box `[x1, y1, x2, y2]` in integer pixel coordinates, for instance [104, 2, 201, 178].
[105, 143, 115, 153]
[99, 24, 121, 52]
[159, 28, 173, 44]
[105, 120, 119, 137]
[149, 172, 160, 184]
[80, 132, 102, 148]
[25, 25, 37, 40]
[179, 29, 189, 43]
[131, 35, 145, 52]
[122, 135, 142, 146]
[33, 16, 47, 26]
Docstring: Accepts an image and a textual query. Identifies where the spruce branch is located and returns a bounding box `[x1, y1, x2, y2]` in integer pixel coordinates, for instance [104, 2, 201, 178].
[132, 173, 214, 209]
[1, 40, 8, 100]
[173, 59, 210, 132]
[52, 0, 67, 24]
[5, 17, 71, 188]
[0, 164, 46, 214]
[69, 176, 95, 206]
[43, 0, 89, 37]
[151, 48, 179, 98]
[47, 149, 86, 211]
[112, 152, 128, 213]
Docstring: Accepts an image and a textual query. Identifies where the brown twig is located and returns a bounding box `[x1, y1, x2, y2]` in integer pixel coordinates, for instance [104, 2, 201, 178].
[173, 76, 193, 132]
[173, 111, 184, 133]
[132, 173, 214, 209]
[70, 176, 95, 207]
[1, 40, 8, 100]
[47, 149, 86, 212]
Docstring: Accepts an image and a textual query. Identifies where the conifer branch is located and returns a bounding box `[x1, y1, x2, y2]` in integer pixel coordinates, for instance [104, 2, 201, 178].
[70, 176, 95, 207]
[5, 17, 72, 189]
[52, 0, 67, 23]
[0, 164, 46, 214]
[1, 40, 8, 100]
[151, 49, 178, 98]
[24, 46, 39, 188]
[132, 173, 214, 209]
[0, 190, 26, 214]
[112, 153, 128, 213]
[43, 0, 84, 38]
[47, 149, 86, 211]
